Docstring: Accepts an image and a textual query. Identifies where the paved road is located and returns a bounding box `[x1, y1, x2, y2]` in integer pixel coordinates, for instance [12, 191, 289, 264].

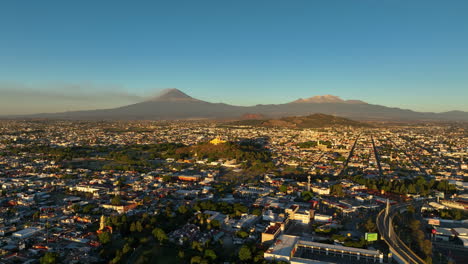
[370, 134, 383, 177]
[377, 202, 426, 264]
[338, 134, 360, 177]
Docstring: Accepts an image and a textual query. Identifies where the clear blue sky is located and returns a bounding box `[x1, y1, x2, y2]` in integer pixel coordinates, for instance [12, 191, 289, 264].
[1, 0, 467, 114]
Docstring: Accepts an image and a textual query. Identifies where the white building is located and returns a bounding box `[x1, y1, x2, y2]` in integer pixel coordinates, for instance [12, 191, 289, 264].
[311, 185, 330, 195]
[12, 227, 42, 239]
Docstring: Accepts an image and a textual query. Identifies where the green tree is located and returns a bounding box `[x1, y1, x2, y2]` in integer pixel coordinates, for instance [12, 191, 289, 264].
[71, 204, 81, 212]
[453, 209, 463, 220]
[98, 231, 111, 244]
[254, 251, 265, 263]
[192, 241, 204, 252]
[236, 230, 249, 239]
[409, 219, 421, 231]
[421, 239, 433, 257]
[364, 217, 377, 233]
[111, 250, 122, 264]
[204, 249, 217, 261]
[233, 203, 248, 215]
[136, 221, 143, 232]
[32, 211, 40, 221]
[399, 184, 408, 194]
[123, 243, 132, 254]
[330, 184, 344, 196]
[162, 175, 172, 182]
[111, 195, 122, 206]
[178, 205, 189, 214]
[279, 185, 288, 193]
[211, 219, 221, 229]
[152, 228, 167, 244]
[425, 257, 433, 264]
[251, 208, 262, 216]
[40, 252, 58, 264]
[190, 256, 202, 264]
[413, 230, 425, 245]
[239, 245, 252, 262]
[130, 222, 136, 232]
[301, 191, 313, 201]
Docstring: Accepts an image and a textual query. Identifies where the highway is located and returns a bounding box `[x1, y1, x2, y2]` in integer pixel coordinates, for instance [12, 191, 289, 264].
[376, 202, 426, 264]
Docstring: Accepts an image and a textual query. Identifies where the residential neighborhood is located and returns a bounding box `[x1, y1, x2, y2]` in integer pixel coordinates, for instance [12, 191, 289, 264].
[0, 120, 466, 264]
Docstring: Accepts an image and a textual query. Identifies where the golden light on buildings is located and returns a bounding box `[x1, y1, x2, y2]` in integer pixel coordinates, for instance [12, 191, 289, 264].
[210, 137, 226, 145]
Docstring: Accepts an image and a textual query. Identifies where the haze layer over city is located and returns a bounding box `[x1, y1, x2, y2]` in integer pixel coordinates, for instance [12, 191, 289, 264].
[0, 1, 467, 264]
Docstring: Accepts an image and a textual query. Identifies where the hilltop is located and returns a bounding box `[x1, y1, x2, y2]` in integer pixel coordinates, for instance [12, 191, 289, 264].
[229, 113, 369, 128]
[147, 88, 200, 102]
[291, 95, 367, 104]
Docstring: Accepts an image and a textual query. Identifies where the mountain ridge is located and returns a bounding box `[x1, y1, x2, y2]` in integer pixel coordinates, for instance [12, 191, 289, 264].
[5, 89, 468, 121]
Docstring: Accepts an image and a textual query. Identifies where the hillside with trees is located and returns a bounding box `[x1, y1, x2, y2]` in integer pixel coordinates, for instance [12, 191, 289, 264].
[229, 113, 370, 128]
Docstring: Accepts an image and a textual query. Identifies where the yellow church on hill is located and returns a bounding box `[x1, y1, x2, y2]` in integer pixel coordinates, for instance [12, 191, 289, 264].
[210, 136, 226, 145]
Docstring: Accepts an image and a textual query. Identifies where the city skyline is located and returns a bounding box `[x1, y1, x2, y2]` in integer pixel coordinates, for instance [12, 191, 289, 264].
[1, 0, 468, 114]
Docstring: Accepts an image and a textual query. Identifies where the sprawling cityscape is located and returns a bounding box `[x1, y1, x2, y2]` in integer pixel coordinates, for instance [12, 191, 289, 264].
[0, 120, 466, 263]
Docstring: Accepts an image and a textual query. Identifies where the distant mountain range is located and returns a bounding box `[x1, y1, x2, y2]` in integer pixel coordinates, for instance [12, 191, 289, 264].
[230, 113, 370, 128]
[8, 88, 468, 121]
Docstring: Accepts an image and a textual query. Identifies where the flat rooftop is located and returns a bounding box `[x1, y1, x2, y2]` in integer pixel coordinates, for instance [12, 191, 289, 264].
[265, 234, 299, 257]
[265, 223, 281, 234]
[298, 239, 381, 257]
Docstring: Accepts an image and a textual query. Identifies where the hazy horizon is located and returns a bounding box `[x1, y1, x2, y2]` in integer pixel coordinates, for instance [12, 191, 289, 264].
[1, 1, 468, 114]
[1, 84, 466, 116]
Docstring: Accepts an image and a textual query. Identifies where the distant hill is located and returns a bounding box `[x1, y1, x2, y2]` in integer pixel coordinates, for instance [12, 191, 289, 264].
[8, 89, 468, 121]
[230, 113, 369, 128]
[240, 113, 266, 120]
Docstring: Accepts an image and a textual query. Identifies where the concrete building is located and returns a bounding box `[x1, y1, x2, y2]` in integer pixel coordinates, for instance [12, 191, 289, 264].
[262, 223, 282, 243]
[441, 199, 468, 210]
[203, 210, 227, 224]
[311, 185, 330, 195]
[314, 214, 332, 223]
[433, 227, 453, 242]
[264, 234, 384, 264]
[12, 227, 42, 239]
[452, 227, 468, 247]
[286, 204, 314, 224]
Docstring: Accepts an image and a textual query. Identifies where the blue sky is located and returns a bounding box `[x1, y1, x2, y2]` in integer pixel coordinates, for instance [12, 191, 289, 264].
[1, 0, 467, 114]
